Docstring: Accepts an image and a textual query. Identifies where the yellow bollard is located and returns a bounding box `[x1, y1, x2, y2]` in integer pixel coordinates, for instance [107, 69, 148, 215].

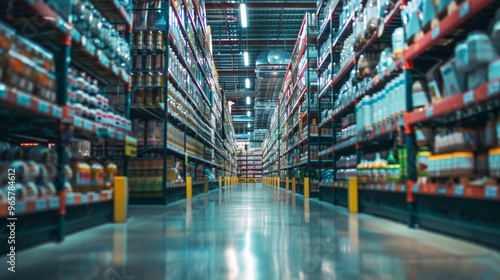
[292, 178, 296, 194]
[186, 176, 192, 199]
[348, 177, 358, 213]
[204, 176, 208, 193]
[113, 176, 128, 223]
[219, 176, 222, 188]
[304, 177, 310, 198]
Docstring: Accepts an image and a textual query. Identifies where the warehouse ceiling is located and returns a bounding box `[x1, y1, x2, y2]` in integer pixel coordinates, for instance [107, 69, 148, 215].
[205, 0, 316, 136]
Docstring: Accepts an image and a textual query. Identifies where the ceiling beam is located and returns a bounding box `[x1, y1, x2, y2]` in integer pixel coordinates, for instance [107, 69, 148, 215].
[205, 3, 316, 9]
[217, 69, 255, 75]
[213, 39, 297, 46]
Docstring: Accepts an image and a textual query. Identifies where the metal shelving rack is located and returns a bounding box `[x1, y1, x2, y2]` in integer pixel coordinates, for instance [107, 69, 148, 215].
[129, 0, 236, 204]
[281, 13, 322, 197]
[237, 146, 263, 181]
[0, 0, 135, 253]
[313, 0, 500, 248]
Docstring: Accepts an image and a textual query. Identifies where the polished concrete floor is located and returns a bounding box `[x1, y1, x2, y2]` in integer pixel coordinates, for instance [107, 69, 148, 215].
[1, 183, 500, 279]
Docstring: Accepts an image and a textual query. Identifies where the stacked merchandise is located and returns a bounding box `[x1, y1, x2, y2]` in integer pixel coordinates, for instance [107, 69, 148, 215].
[129, 0, 236, 200]
[314, 0, 500, 247]
[237, 146, 263, 179]
[0, 0, 132, 253]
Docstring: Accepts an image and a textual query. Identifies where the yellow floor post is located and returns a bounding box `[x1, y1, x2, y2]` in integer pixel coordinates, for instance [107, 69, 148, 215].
[219, 176, 222, 188]
[292, 178, 296, 194]
[186, 176, 192, 199]
[286, 177, 289, 191]
[113, 176, 127, 223]
[204, 177, 208, 193]
[304, 177, 310, 198]
[348, 177, 358, 213]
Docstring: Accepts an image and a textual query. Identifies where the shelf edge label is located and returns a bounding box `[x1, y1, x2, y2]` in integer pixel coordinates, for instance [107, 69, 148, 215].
[485, 186, 498, 199]
[35, 199, 47, 210]
[16, 92, 31, 108]
[454, 185, 464, 196]
[459, 2, 470, 19]
[431, 27, 440, 40]
[38, 100, 50, 114]
[0, 84, 7, 99]
[463, 90, 474, 105]
[488, 80, 499, 96]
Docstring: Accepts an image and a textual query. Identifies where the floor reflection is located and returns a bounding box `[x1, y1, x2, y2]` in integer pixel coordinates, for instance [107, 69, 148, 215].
[1, 183, 499, 280]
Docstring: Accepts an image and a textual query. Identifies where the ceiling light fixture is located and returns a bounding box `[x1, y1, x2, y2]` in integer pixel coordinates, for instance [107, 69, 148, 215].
[244, 51, 249, 66]
[246, 96, 251, 105]
[247, 123, 251, 128]
[245, 78, 250, 88]
[247, 111, 251, 117]
[240, 3, 247, 28]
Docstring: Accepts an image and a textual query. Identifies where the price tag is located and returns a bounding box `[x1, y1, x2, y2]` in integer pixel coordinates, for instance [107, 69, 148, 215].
[437, 186, 447, 194]
[377, 184, 381, 190]
[431, 27, 440, 40]
[16, 201, 26, 214]
[454, 185, 464, 196]
[49, 198, 59, 208]
[484, 186, 498, 199]
[488, 80, 499, 96]
[459, 1, 470, 19]
[35, 200, 47, 211]
[463, 90, 474, 105]
[66, 194, 75, 205]
[38, 100, 50, 114]
[52, 106, 63, 118]
[80, 194, 88, 204]
[17, 92, 31, 108]
[0, 84, 7, 99]
[401, 184, 406, 192]
[391, 183, 396, 191]
[425, 107, 434, 118]
[74, 117, 83, 128]
[385, 184, 389, 190]
[83, 120, 94, 131]
[412, 185, 419, 193]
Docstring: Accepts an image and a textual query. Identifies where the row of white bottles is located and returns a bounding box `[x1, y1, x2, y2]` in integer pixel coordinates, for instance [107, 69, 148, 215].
[356, 73, 407, 134]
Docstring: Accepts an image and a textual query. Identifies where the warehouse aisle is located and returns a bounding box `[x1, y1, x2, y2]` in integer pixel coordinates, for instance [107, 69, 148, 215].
[2, 183, 500, 280]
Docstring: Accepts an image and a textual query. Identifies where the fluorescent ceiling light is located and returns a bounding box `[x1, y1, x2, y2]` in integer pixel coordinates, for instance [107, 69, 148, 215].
[247, 111, 251, 117]
[247, 123, 251, 128]
[244, 51, 249, 66]
[240, 3, 247, 28]
[245, 78, 250, 88]
[246, 96, 251, 105]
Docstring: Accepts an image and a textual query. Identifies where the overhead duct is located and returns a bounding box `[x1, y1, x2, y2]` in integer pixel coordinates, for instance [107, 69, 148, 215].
[253, 50, 291, 131]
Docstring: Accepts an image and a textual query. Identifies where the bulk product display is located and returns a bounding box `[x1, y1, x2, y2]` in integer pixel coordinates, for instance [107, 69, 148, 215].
[267, 13, 330, 197]
[129, 0, 237, 202]
[238, 147, 263, 180]
[0, 0, 134, 254]
[262, 0, 500, 248]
